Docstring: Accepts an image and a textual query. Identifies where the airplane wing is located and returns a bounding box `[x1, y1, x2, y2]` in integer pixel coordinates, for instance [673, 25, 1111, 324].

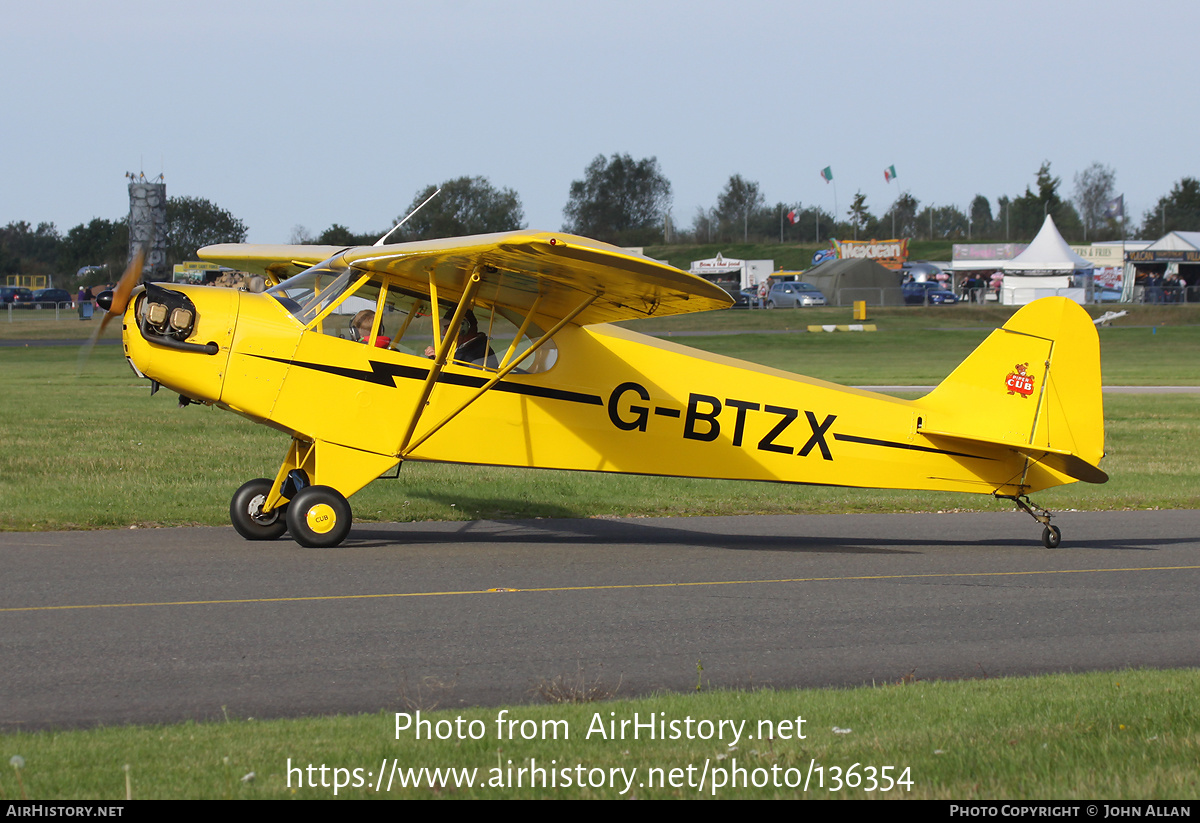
[198, 244, 351, 283]
[202, 232, 733, 325]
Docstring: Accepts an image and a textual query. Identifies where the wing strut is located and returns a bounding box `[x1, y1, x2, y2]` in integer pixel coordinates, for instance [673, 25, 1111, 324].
[394, 269, 483, 456]
[401, 291, 597, 458]
[498, 288, 546, 370]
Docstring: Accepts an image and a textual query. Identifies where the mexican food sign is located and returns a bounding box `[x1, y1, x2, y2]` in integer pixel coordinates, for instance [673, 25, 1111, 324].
[832, 238, 909, 270]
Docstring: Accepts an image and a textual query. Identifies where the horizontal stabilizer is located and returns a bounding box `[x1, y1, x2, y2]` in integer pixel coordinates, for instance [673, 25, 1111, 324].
[921, 428, 1108, 484]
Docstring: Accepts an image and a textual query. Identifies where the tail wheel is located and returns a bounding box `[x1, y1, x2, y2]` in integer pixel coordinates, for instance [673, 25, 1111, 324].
[286, 485, 352, 548]
[1042, 525, 1062, 549]
[230, 478, 287, 541]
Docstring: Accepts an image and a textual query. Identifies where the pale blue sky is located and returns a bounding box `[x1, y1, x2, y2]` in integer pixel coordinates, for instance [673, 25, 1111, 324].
[2, 0, 1195, 243]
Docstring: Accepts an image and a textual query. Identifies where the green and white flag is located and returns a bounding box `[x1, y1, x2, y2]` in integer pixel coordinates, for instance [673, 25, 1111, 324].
[820, 166, 833, 183]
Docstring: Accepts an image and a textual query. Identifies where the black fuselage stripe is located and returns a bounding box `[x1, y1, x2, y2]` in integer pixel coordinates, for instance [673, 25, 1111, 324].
[833, 433, 993, 461]
[251, 354, 602, 406]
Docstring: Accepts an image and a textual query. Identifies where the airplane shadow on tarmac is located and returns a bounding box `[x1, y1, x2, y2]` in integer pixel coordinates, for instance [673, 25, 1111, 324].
[341, 513, 1185, 555]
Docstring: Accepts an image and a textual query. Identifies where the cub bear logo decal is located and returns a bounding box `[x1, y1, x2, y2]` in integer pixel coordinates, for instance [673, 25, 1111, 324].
[1005, 362, 1035, 397]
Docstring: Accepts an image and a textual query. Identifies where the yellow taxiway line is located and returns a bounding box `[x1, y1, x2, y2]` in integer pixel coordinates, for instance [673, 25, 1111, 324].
[3, 565, 1198, 613]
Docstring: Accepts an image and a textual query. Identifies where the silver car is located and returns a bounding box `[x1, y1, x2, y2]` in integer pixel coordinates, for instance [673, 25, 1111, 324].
[767, 282, 827, 308]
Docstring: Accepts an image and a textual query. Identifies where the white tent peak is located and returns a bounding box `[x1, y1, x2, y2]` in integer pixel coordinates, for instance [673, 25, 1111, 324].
[1145, 231, 1200, 252]
[1004, 215, 1092, 273]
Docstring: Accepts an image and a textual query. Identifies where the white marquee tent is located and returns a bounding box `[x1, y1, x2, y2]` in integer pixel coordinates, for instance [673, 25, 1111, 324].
[1000, 215, 1093, 305]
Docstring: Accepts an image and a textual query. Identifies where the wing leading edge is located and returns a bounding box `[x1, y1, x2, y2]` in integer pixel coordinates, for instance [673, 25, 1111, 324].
[201, 231, 733, 325]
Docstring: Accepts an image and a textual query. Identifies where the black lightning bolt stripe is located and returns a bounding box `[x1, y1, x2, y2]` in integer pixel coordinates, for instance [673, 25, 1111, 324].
[832, 433, 994, 461]
[250, 355, 603, 406]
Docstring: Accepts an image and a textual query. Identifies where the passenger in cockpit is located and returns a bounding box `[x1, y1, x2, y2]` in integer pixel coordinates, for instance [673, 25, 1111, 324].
[424, 310, 497, 367]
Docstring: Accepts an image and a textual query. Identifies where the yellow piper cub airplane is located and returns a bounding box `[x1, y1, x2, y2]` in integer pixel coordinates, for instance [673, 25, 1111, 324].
[99, 231, 1105, 549]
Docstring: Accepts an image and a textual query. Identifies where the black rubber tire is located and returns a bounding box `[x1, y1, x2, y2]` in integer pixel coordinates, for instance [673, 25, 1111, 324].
[286, 485, 352, 548]
[1042, 524, 1062, 549]
[230, 478, 287, 541]
[766, 301, 775, 309]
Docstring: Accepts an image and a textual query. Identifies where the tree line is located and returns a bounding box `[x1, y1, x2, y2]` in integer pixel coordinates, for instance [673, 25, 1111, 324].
[7, 160, 1200, 288]
[1, 197, 249, 288]
[685, 162, 1200, 247]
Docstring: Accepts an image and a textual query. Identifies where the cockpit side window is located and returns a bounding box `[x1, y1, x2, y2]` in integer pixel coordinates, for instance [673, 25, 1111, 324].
[475, 303, 558, 373]
[268, 262, 558, 373]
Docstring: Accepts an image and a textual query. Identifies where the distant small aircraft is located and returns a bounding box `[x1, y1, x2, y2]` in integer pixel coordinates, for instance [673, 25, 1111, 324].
[95, 231, 1105, 549]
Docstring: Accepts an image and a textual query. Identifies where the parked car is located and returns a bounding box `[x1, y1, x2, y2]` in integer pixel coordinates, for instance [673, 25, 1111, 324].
[900, 261, 944, 281]
[0, 286, 34, 307]
[1094, 285, 1123, 303]
[30, 288, 73, 309]
[903, 281, 958, 305]
[767, 282, 827, 308]
[721, 285, 751, 309]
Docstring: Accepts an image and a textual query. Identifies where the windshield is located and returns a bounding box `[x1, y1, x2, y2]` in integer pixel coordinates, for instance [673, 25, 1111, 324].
[266, 256, 353, 325]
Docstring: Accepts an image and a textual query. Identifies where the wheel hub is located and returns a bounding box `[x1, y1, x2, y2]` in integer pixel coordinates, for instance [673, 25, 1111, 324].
[249, 493, 278, 525]
[304, 502, 338, 534]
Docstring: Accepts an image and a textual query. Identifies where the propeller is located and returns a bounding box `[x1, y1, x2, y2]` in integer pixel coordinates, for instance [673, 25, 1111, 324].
[77, 247, 145, 373]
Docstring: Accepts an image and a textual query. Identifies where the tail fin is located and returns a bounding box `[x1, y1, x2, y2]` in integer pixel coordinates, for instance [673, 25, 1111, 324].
[916, 297, 1106, 488]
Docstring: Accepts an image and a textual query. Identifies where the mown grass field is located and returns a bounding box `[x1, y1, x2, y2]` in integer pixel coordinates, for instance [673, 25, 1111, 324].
[1, 670, 1196, 799]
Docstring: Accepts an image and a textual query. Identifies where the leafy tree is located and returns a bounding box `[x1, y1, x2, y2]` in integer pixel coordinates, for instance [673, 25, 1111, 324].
[562, 154, 672, 245]
[996, 195, 1014, 240]
[1142, 177, 1200, 236]
[715, 175, 765, 242]
[847, 191, 872, 239]
[789, 205, 838, 244]
[880, 191, 920, 238]
[969, 195, 994, 239]
[398, 176, 524, 241]
[689, 206, 718, 243]
[0, 221, 61, 278]
[1005, 162, 1083, 241]
[60, 217, 129, 281]
[916, 204, 969, 239]
[314, 224, 379, 246]
[1073, 162, 1117, 240]
[166, 196, 248, 264]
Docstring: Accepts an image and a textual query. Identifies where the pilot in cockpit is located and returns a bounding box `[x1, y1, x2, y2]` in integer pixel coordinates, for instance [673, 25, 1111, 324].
[351, 309, 390, 348]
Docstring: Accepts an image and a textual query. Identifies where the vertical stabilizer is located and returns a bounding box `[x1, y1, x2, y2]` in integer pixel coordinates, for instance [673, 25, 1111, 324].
[915, 297, 1105, 486]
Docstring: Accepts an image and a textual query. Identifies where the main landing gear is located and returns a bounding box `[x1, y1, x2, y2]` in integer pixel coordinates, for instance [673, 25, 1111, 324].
[285, 485, 352, 549]
[997, 494, 1061, 548]
[229, 477, 353, 548]
[230, 478, 287, 541]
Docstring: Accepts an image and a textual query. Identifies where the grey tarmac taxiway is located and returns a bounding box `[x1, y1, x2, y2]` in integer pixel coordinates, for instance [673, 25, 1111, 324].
[2, 509, 1198, 730]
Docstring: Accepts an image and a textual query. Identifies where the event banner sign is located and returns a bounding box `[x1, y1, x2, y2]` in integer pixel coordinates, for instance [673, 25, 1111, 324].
[1127, 249, 1200, 263]
[832, 238, 908, 269]
[952, 243, 1028, 261]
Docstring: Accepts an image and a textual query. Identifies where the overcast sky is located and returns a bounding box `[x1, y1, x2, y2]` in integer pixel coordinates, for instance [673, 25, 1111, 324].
[3, 0, 1196, 244]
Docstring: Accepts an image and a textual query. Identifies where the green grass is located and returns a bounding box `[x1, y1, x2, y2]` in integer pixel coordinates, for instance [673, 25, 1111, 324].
[1, 669, 1195, 799]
